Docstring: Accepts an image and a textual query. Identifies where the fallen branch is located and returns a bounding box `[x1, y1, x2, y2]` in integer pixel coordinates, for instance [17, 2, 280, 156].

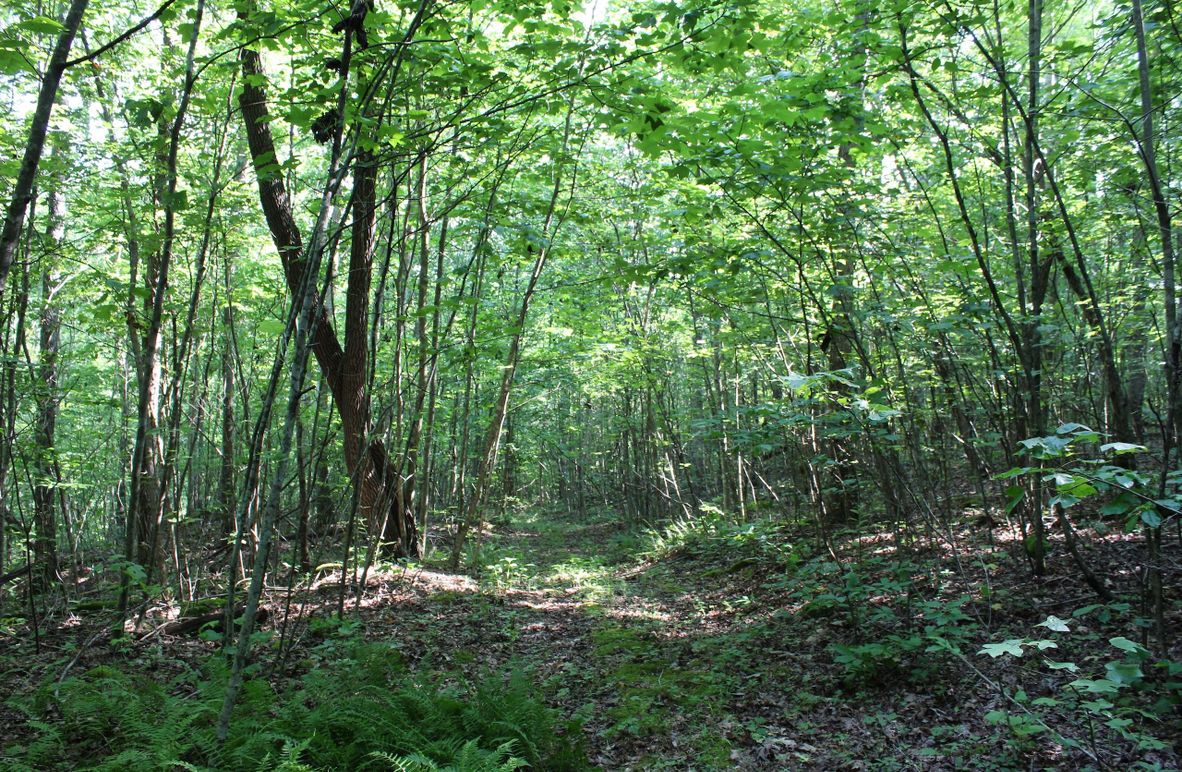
[0, 563, 31, 587]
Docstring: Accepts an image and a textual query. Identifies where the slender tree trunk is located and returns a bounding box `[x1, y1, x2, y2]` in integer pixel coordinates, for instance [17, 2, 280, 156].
[0, 0, 90, 294]
[156, 76, 231, 568]
[236, 24, 420, 559]
[119, 4, 204, 618]
[391, 155, 433, 547]
[416, 211, 447, 553]
[450, 246, 548, 567]
[451, 111, 578, 566]
[32, 178, 63, 589]
[220, 258, 237, 538]
[1131, 0, 1171, 652]
[1020, 0, 1049, 575]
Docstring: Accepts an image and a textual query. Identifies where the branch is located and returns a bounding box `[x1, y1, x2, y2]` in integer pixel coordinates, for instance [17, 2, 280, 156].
[65, 0, 177, 67]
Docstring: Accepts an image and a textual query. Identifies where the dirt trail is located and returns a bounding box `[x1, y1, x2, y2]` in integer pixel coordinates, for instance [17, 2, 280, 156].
[350, 511, 1182, 771]
[349, 513, 826, 769]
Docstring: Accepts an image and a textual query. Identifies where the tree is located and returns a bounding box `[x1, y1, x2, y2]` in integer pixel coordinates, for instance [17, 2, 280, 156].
[0, 0, 89, 294]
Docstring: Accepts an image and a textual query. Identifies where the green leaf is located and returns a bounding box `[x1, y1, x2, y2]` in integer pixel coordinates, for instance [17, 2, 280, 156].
[19, 16, 65, 35]
[1046, 661, 1079, 672]
[1141, 509, 1163, 528]
[1100, 442, 1145, 455]
[979, 639, 1024, 658]
[256, 319, 287, 336]
[0, 48, 34, 76]
[1068, 678, 1120, 695]
[1105, 661, 1142, 685]
[163, 189, 188, 211]
[1109, 637, 1148, 656]
[1004, 485, 1024, 514]
[1100, 493, 1136, 516]
[995, 466, 1036, 480]
[1019, 435, 1071, 459]
[1035, 615, 1070, 632]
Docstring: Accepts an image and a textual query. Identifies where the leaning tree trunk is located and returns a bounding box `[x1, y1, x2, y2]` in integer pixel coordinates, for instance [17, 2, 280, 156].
[451, 102, 578, 567]
[237, 39, 418, 558]
[0, 0, 90, 295]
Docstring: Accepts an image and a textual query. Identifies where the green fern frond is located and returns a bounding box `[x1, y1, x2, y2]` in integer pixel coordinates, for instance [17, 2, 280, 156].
[5, 641, 585, 771]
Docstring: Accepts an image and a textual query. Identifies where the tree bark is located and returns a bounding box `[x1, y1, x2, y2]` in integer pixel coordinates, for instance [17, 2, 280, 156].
[33, 177, 63, 589]
[1023, 0, 1048, 574]
[237, 44, 418, 558]
[0, 0, 90, 295]
[1130, 0, 1171, 653]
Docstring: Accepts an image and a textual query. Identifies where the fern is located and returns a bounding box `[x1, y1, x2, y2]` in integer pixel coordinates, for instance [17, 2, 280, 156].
[368, 739, 527, 771]
[5, 642, 587, 771]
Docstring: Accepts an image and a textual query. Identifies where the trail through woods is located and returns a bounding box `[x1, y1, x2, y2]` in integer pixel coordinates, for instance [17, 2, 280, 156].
[1, 504, 1180, 768]
[268, 510, 1180, 769]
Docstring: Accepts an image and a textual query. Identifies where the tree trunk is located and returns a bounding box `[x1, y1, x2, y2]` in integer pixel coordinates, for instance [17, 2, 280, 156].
[220, 258, 237, 538]
[237, 44, 418, 558]
[120, 9, 205, 616]
[33, 179, 63, 589]
[0, 0, 90, 294]
[1130, 0, 1171, 653]
[451, 129, 575, 566]
[1022, 0, 1048, 575]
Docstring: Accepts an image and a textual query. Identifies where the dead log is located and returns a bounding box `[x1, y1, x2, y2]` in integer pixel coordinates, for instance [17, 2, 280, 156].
[155, 605, 269, 637]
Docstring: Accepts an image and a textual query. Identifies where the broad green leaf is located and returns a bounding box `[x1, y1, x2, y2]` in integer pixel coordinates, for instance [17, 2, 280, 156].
[1068, 678, 1120, 695]
[1105, 661, 1142, 685]
[1035, 615, 1069, 632]
[0, 48, 34, 76]
[1100, 442, 1145, 455]
[1109, 637, 1148, 656]
[979, 639, 1024, 658]
[1141, 510, 1163, 528]
[19, 16, 65, 35]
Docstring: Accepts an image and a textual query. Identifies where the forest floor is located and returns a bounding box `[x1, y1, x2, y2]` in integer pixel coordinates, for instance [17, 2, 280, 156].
[305, 507, 1180, 770]
[2, 506, 1180, 770]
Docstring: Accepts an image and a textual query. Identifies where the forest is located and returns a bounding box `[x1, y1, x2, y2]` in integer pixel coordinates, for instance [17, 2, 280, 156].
[0, 0, 1180, 768]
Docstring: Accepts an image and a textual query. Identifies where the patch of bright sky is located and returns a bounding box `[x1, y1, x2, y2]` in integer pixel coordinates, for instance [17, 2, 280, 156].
[575, 0, 610, 28]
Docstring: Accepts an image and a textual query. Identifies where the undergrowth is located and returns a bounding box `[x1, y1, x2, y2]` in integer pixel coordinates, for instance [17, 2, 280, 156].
[642, 503, 800, 570]
[1, 641, 586, 771]
[639, 502, 1182, 766]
